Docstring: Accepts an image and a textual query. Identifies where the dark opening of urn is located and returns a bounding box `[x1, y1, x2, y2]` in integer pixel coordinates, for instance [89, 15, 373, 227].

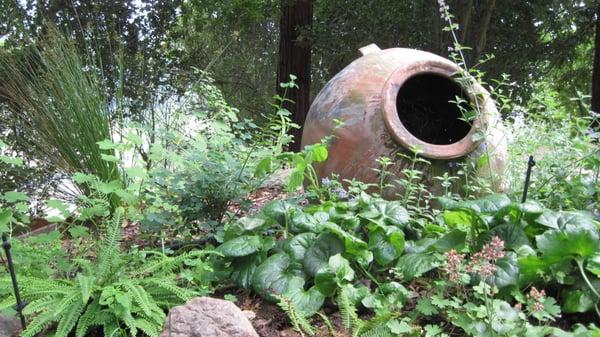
[395, 73, 472, 145]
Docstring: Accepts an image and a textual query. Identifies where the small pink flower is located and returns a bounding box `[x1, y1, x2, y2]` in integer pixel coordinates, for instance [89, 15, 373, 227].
[444, 249, 465, 282]
[532, 301, 545, 312]
[527, 287, 546, 312]
[466, 236, 505, 279]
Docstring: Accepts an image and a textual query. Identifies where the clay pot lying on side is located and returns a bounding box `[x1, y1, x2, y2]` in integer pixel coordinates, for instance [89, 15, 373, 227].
[301, 44, 507, 198]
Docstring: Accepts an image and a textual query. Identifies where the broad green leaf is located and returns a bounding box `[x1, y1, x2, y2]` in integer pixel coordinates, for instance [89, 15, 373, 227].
[360, 200, 409, 227]
[536, 225, 599, 261]
[283, 276, 325, 316]
[231, 253, 264, 289]
[489, 252, 519, 289]
[431, 229, 466, 252]
[481, 223, 529, 251]
[536, 211, 596, 232]
[217, 235, 262, 257]
[494, 201, 544, 224]
[518, 255, 552, 285]
[534, 210, 560, 230]
[368, 228, 402, 266]
[290, 213, 321, 233]
[314, 269, 336, 294]
[443, 194, 511, 213]
[303, 232, 344, 276]
[442, 210, 474, 231]
[404, 238, 436, 254]
[254, 157, 272, 178]
[311, 144, 328, 162]
[286, 233, 317, 262]
[395, 253, 440, 281]
[288, 169, 304, 192]
[562, 290, 595, 313]
[323, 222, 367, 255]
[587, 252, 600, 277]
[329, 254, 354, 282]
[262, 200, 299, 225]
[3, 191, 30, 203]
[236, 217, 266, 232]
[253, 253, 303, 299]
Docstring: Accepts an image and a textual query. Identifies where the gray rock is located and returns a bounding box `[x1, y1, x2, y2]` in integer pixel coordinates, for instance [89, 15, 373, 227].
[160, 297, 259, 337]
[0, 315, 21, 337]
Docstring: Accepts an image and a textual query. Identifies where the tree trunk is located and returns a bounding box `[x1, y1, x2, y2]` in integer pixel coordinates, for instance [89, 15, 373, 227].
[592, 3, 600, 121]
[432, 0, 442, 55]
[472, 0, 496, 64]
[459, 0, 473, 44]
[277, 0, 313, 152]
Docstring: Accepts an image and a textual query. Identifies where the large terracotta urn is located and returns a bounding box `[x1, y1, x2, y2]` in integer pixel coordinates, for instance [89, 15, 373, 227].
[301, 44, 507, 198]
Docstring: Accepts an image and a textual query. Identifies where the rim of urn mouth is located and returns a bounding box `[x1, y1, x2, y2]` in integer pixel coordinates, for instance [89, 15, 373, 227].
[381, 60, 484, 160]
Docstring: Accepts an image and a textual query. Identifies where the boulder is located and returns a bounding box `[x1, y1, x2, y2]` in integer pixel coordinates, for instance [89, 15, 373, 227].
[0, 315, 20, 337]
[160, 297, 259, 337]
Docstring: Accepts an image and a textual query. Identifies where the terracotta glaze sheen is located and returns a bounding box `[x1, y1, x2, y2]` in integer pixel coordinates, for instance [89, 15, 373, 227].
[301, 44, 507, 198]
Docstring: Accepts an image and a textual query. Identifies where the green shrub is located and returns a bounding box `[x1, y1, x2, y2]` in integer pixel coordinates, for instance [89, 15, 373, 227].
[0, 208, 219, 337]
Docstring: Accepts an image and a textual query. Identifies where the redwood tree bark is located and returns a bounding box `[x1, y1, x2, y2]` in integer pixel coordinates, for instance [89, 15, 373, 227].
[277, 0, 313, 152]
[592, 4, 600, 120]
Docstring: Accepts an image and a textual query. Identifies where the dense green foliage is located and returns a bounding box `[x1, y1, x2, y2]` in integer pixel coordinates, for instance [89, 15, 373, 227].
[0, 1, 599, 336]
[0, 208, 218, 337]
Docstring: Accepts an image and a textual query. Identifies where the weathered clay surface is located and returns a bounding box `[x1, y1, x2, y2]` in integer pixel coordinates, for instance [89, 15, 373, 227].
[160, 297, 259, 337]
[0, 315, 20, 337]
[301, 45, 508, 197]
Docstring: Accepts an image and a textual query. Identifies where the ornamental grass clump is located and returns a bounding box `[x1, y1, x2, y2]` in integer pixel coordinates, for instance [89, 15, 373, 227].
[0, 28, 120, 189]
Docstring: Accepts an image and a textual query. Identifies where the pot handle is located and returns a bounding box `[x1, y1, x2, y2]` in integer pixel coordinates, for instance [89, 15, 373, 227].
[359, 44, 381, 56]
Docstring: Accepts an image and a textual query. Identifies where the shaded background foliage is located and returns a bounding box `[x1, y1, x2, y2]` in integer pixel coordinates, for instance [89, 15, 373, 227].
[1, 0, 597, 114]
[1, 0, 598, 198]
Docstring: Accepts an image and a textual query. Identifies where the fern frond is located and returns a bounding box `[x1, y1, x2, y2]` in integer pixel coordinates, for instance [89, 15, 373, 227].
[21, 311, 55, 337]
[102, 317, 122, 337]
[55, 299, 86, 337]
[358, 325, 393, 337]
[22, 295, 59, 314]
[317, 312, 337, 337]
[19, 277, 74, 298]
[96, 208, 124, 280]
[133, 250, 219, 276]
[76, 299, 101, 337]
[77, 274, 96, 303]
[53, 286, 82, 317]
[337, 286, 358, 333]
[135, 318, 160, 337]
[121, 281, 162, 318]
[121, 311, 138, 337]
[353, 313, 392, 337]
[144, 278, 198, 303]
[274, 294, 315, 337]
[0, 295, 16, 311]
